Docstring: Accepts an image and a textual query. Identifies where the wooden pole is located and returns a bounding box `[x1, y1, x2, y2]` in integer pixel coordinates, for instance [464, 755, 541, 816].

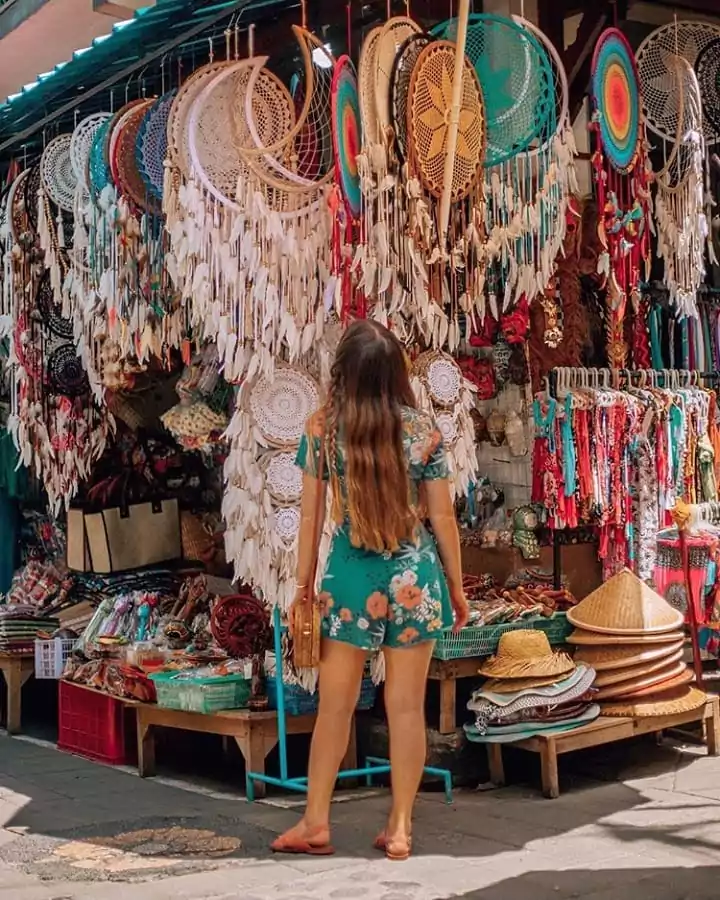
[438, 0, 470, 252]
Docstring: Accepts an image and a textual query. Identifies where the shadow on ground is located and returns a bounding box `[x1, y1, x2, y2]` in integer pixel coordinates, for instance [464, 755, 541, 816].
[459, 865, 720, 899]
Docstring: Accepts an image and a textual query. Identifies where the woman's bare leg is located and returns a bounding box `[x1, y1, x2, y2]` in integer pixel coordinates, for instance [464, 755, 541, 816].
[273, 638, 366, 847]
[383, 641, 434, 848]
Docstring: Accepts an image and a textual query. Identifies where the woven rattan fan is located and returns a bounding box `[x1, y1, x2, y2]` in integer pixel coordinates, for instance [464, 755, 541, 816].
[40, 135, 77, 213]
[407, 39, 485, 201]
[375, 16, 422, 149]
[433, 13, 555, 168]
[637, 20, 720, 144]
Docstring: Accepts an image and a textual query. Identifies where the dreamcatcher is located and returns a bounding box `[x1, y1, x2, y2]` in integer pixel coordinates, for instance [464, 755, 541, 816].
[434, 14, 560, 308]
[183, 29, 335, 382]
[356, 17, 423, 337]
[638, 51, 707, 318]
[590, 27, 651, 369]
[411, 351, 478, 497]
[223, 364, 321, 613]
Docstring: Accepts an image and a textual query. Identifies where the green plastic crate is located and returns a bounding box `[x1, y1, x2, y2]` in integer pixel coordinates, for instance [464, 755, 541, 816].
[432, 612, 572, 661]
[150, 670, 251, 714]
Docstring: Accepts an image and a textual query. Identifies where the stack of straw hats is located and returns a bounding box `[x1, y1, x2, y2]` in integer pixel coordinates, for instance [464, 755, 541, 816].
[464, 630, 599, 742]
[567, 569, 707, 717]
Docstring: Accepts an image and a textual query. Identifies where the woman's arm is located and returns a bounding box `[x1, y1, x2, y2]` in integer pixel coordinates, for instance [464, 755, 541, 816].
[294, 473, 328, 591]
[424, 479, 464, 598]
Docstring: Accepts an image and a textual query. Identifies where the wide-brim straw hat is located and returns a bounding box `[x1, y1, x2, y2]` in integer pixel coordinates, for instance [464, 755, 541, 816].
[573, 638, 685, 670]
[567, 628, 684, 647]
[595, 662, 690, 701]
[566, 569, 684, 635]
[478, 629, 575, 680]
[593, 648, 685, 688]
[612, 667, 693, 700]
[601, 686, 707, 718]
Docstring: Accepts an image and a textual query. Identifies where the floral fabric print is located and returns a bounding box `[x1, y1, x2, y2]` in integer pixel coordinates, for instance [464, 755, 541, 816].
[296, 406, 453, 650]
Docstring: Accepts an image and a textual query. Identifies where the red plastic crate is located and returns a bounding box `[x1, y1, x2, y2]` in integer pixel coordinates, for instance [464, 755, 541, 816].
[58, 680, 127, 765]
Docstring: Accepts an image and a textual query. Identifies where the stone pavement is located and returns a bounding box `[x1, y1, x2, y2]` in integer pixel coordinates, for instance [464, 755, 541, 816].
[2, 731, 720, 899]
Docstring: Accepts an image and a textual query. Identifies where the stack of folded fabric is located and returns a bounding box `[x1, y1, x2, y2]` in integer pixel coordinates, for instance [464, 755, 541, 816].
[0, 605, 60, 653]
[464, 630, 599, 742]
[567, 569, 707, 716]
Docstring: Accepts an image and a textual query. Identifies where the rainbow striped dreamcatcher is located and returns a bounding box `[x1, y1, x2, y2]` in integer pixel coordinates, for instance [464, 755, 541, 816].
[591, 27, 651, 369]
[330, 55, 365, 319]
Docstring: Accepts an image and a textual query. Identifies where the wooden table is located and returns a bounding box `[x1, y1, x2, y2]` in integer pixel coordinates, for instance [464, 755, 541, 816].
[133, 704, 357, 799]
[487, 695, 720, 799]
[429, 656, 482, 734]
[0, 652, 34, 734]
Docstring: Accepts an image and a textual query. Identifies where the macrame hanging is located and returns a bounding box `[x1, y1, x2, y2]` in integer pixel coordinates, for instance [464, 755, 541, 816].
[590, 27, 651, 369]
[642, 53, 707, 317]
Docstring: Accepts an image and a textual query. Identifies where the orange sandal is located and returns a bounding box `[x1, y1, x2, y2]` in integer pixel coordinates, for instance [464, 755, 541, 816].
[271, 826, 335, 856]
[373, 831, 412, 861]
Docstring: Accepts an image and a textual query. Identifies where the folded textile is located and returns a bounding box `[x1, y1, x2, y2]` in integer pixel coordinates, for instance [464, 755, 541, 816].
[464, 704, 601, 743]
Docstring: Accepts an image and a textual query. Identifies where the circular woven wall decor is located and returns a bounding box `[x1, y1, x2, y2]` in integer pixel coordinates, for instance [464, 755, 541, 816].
[260, 450, 304, 505]
[407, 40, 485, 201]
[137, 91, 176, 203]
[114, 99, 159, 212]
[70, 113, 112, 192]
[391, 32, 432, 162]
[40, 135, 77, 213]
[249, 366, 320, 449]
[375, 16, 422, 143]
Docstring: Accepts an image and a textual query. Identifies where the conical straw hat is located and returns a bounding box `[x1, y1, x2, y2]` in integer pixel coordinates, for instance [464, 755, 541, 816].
[595, 661, 689, 700]
[611, 667, 693, 700]
[601, 686, 707, 718]
[567, 628, 684, 647]
[573, 637, 685, 670]
[478, 630, 575, 680]
[566, 569, 684, 635]
[593, 647, 684, 688]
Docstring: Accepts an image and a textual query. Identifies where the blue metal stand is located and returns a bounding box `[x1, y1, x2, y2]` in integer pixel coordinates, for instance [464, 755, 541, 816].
[245, 605, 453, 803]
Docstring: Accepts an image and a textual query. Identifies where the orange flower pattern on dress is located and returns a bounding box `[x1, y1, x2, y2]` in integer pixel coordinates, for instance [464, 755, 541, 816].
[366, 592, 389, 619]
[395, 584, 423, 610]
[339, 607, 354, 623]
[318, 592, 334, 614]
[398, 627, 420, 644]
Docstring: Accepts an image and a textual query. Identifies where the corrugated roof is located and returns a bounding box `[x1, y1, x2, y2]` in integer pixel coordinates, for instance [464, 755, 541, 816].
[0, 0, 290, 153]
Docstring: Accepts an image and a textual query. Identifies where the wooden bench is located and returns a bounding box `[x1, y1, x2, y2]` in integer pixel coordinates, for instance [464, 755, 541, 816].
[486, 695, 720, 799]
[0, 652, 34, 734]
[429, 656, 482, 734]
[133, 704, 357, 799]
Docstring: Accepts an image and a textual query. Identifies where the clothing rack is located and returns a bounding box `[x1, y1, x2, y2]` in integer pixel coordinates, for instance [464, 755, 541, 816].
[545, 367, 720, 590]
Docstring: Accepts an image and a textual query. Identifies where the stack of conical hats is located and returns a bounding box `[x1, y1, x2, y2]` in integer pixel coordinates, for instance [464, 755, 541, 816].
[566, 569, 707, 717]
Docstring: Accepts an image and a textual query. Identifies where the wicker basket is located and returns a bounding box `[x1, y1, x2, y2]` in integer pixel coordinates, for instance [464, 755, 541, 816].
[433, 613, 572, 661]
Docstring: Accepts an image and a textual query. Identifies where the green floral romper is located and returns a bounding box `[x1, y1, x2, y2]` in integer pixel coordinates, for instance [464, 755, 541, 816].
[295, 406, 454, 651]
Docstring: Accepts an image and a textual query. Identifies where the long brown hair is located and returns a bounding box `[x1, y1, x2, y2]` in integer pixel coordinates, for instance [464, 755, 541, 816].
[325, 320, 418, 553]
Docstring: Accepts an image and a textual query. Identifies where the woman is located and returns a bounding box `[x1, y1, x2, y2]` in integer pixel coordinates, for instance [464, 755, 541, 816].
[271, 320, 468, 861]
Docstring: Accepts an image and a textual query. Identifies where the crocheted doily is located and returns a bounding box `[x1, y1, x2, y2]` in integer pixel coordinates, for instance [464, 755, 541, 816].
[108, 100, 146, 189]
[272, 505, 301, 544]
[249, 366, 320, 449]
[261, 450, 304, 504]
[137, 91, 176, 203]
[40, 135, 77, 213]
[70, 113, 112, 192]
[435, 411, 460, 447]
[47, 342, 90, 398]
[88, 118, 113, 198]
[416, 351, 463, 408]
